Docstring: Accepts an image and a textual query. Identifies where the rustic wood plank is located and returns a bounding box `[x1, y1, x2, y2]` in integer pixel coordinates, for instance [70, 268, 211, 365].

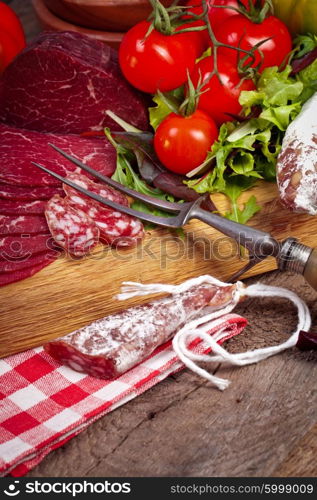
[273, 424, 317, 477]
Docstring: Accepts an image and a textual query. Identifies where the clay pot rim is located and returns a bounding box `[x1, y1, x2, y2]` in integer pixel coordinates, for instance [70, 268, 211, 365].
[63, 0, 151, 5]
[33, 0, 125, 41]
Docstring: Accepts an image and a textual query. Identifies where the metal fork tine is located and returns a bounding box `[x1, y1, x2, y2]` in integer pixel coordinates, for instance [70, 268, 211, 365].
[31, 162, 181, 228]
[48, 143, 186, 213]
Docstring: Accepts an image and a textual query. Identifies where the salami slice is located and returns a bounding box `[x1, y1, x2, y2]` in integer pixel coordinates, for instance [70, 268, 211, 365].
[63, 172, 129, 207]
[0, 234, 58, 260]
[45, 282, 238, 379]
[64, 173, 144, 247]
[0, 200, 47, 215]
[45, 195, 100, 257]
[0, 183, 63, 201]
[0, 260, 54, 287]
[0, 215, 48, 236]
[0, 251, 56, 273]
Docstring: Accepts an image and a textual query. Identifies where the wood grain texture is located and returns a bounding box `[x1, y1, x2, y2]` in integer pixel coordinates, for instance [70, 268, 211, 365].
[6, 0, 317, 478]
[1, 183, 316, 358]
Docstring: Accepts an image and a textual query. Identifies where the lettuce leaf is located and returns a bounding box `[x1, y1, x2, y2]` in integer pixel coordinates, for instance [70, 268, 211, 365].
[297, 58, 317, 102]
[239, 66, 304, 130]
[149, 87, 184, 130]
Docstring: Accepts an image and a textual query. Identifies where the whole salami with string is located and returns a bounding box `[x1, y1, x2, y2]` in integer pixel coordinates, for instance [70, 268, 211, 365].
[45, 279, 239, 379]
[45, 275, 312, 390]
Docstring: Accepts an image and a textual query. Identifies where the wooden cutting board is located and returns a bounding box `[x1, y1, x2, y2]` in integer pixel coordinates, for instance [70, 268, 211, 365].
[1, 181, 316, 358]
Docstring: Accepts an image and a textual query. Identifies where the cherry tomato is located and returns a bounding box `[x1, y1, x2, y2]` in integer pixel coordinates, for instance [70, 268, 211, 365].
[214, 14, 292, 71]
[190, 56, 256, 126]
[154, 110, 218, 174]
[184, 1, 245, 29]
[0, 29, 24, 72]
[119, 21, 201, 93]
[0, 2, 25, 48]
[0, 2, 25, 72]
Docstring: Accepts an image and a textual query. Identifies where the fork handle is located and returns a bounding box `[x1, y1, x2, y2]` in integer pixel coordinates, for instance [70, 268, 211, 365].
[191, 206, 279, 257]
[278, 239, 317, 291]
[303, 248, 317, 291]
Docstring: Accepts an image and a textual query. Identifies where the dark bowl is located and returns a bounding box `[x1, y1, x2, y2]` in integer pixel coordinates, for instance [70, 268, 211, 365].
[32, 0, 124, 49]
[43, 0, 174, 32]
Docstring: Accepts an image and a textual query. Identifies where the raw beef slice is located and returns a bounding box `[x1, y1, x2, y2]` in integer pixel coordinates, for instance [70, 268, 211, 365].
[0, 200, 47, 215]
[0, 183, 63, 200]
[0, 31, 149, 134]
[0, 251, 56, 273]
[0, 261, 54, 287]
[0, 123, 117, 186]
[0, 234, 57, 260]
[0, 215, 48, 236]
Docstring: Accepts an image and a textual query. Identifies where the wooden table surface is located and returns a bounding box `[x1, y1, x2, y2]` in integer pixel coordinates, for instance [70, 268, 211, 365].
[5, 0, 317, 478]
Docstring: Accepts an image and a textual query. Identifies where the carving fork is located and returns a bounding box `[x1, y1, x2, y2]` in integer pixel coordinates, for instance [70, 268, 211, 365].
[32, 145, 317, 291]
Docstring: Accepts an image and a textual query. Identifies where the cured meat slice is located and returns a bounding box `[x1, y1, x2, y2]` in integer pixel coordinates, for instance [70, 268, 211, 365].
[0, 123, 116, 186]
[63, 172, 129, 207]
[0, 260, 53, 287]
[0, 251, 56, 273]
[0, 200, 47, 215]
[277, 92, 317, 214]
[0, 31, 148, 134]
[0, 234, 57, 260]
[0, 183, 63, 200]
[44, 282, 238, 379]
[0, 215, 48, 236]
[45, 195, 100, 257]
[68, 199, 144, 247]
[63, 173, 144, 247]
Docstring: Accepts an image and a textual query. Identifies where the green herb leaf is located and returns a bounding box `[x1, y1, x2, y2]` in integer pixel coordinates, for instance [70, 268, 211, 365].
[297, 58, 317, 103]
[225, 195, 261, 225]
[293, 34, 317, 59]
[149, 87, 184, 130]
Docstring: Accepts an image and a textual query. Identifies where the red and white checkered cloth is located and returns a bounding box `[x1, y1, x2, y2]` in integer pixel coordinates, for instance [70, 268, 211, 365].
[0, 313, 247, 477]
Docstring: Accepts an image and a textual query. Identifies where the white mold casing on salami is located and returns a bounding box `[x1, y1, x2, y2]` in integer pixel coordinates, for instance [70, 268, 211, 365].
[45, 283, 238, 379]
[277, 92, 317, 215]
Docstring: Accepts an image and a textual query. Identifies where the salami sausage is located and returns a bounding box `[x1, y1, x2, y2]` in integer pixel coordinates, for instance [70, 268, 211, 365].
[0, 183, 63, 200]
[63, 173, 144, 247]
[0, 215, 48, 236]
[277, 92, 317, 214]
[0, 200, 47, 215]
[44, 282, 238, 379]
[45, 195, 100, 257]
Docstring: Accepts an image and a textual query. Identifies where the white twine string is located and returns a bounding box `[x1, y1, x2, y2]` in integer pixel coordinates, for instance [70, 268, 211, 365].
[117, 276, 311, 391]
[116, 274, 231, 301]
